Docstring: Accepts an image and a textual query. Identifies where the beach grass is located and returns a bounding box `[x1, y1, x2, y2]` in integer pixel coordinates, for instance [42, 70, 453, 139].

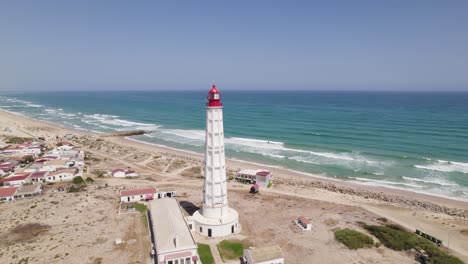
[197, 243, 215, 264]
[363, 224, 463, 264]
[134, 203, 147, 213]
[217, 240, 244, 261]
[334, 228, 374, 249]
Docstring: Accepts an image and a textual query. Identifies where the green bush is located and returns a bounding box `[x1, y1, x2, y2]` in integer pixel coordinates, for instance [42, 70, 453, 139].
[68, 185, 80, 193]
[363, 224, 463, 264]
[72, 176, 85, 184]
[85, 177, 94, 182]
[198, 243, 215, 264]
[334, 228, 374, 250]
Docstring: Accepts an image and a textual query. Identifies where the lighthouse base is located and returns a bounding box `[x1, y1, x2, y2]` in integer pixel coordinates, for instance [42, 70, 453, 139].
[188, 207, 240, 238]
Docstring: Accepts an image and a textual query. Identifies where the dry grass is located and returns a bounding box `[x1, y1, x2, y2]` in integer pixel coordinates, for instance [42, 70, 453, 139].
[0, 223, 51, 246]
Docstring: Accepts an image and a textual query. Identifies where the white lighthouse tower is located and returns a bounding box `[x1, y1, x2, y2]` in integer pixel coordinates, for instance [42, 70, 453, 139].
[190, 84, 240, 238]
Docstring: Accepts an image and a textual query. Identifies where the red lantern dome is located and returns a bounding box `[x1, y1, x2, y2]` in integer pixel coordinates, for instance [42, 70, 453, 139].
[207, 84, 222, 107]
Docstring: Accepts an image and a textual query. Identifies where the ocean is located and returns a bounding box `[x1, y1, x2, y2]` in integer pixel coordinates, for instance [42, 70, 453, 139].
[1, 91, 467, 201]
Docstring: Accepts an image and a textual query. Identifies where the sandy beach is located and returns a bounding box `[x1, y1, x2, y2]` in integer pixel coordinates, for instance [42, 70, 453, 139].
[1, 109, 467, 264]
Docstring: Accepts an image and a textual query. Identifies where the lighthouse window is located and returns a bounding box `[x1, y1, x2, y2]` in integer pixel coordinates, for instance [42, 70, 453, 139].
[213, 93, 219, 99]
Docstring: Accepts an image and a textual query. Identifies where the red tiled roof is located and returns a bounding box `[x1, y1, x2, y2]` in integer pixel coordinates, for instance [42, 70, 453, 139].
[1, 175, 29, 182]
[0, 187, 19, 198]
[120, 187, 156, 197]
[30, 171, 47, 179]
[256, 170, 270, 176]
[299, 216, 310, 225]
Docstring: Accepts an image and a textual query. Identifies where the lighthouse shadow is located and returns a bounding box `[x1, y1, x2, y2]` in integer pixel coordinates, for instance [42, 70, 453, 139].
[179, 201, 200, 216]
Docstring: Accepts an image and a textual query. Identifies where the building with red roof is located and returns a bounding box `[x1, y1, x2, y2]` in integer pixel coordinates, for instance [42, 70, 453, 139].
[236, 169, 272, 186]
[0, 186, 19, 202]
[120, 187, 157, 203]
[0, 174, 30, 186]
[29, 171, 48, 183]
[297, 216, 312, 231]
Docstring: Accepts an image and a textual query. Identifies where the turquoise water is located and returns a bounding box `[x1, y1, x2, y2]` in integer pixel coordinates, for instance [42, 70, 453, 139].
[1, 91, 467, 200]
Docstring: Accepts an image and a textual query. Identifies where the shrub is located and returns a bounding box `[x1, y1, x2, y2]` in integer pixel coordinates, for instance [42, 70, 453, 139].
[334, 228, 374, 250]
[68, 185, 80, 193]
[85, 177, 94, 182]
[363, 224, 463, 264]
[267, 182, 272, 188]
[72, 176, 85, 184]
[92, 170, 105, 178]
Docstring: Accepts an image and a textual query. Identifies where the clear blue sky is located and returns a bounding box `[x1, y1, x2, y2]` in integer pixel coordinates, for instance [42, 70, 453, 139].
[1, 0, 467, 91]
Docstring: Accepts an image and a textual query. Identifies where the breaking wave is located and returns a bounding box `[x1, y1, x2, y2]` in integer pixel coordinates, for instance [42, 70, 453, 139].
[402, 176, 458, 186]
[414, 160, 468, 174]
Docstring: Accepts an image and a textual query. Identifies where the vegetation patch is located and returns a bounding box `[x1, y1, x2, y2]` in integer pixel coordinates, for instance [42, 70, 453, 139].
[334, 228, 374, 249]
[67, 184, 86, 193]
[72, 176, 85, 184]
[460, 229, 468, 236]
[92, 169, 106, 178]
[0, 223, 51, 246]
[4, 136, 33, 144]
[217, 240, 244, 261]
[134, 203, 147, 213]
[197, 243, 215, 264]
[363, 224, 463, 264]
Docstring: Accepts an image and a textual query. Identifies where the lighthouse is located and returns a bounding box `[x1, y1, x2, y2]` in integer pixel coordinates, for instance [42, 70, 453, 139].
[189, 84, 240, 238]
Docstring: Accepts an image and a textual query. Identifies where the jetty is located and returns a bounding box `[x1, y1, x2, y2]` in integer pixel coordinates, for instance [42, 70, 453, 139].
[98, 130, 150, 138]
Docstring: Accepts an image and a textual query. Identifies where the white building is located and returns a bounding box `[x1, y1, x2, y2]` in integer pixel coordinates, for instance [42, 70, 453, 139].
[39, 159, 73, 172]
[242, 245, 284, 264]
[189, 84, 240, 238]
[0, 173, 30, 186]
[119, 187, 157, 203]
[21, 146, 42, 156]
[46, 168, 77, 182]
[149, 198, 199, 264]
[297, 216, 312, 231]
[0, 186, 19, 202]
[236, 169, 272, 186]
[14, 184, 42, 199]
[112, 168, 139, 178]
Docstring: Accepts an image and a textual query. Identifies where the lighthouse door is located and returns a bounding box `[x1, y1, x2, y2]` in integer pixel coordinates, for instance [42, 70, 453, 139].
[208, 229, 212, 237]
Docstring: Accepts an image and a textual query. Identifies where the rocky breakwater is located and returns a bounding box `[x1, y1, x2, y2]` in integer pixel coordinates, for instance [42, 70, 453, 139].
[274, 177, 468, 219]
[99, 130, 149, 138]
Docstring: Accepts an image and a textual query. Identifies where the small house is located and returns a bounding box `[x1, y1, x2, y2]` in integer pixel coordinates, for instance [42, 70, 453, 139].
[0, 173, 31, 186]
[46, 168, 77, 182]
[14, 184, 42, 199]
[236, 169, 272, 186]
[297, 216, 312, 231]
[120, 187, 157, 203]
[29, 171, 49, 183]
[0, 186, 19, 202]
[112, 168, 139, 178]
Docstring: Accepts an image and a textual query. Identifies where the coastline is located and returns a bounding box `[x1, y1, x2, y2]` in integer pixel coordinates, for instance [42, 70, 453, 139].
[2, 109, 468, 261]
[2, 108, 468, 209]
[117, 136, 468, 210]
